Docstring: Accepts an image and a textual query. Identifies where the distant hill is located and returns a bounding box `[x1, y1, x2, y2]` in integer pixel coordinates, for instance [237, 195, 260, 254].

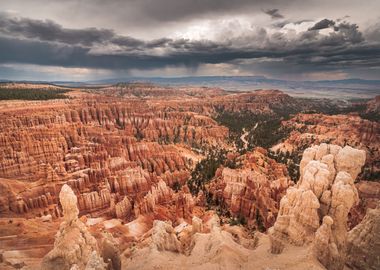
[1, 76, 379, 99]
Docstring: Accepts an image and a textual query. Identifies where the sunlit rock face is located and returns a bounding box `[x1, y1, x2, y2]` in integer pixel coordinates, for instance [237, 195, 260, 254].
[41, 184, 106, 270]
[269, 144, 366, 270]
[59, 184, 79, 222]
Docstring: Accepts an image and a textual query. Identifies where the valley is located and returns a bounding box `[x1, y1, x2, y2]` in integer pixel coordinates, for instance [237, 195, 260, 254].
[0, 82, 378, 270]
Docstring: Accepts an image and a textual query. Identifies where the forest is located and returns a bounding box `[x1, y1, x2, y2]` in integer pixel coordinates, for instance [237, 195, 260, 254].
[0, 88, 70, 100]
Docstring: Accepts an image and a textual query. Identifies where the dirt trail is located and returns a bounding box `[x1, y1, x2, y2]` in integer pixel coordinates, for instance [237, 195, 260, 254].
[240, 123, 258, 149]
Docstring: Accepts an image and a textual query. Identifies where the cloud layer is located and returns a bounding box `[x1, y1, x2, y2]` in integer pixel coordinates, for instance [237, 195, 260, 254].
[0, 0, 379, 80]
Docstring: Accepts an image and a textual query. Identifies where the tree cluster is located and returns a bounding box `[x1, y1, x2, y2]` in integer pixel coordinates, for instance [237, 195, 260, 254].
[0, 88, 70, 100]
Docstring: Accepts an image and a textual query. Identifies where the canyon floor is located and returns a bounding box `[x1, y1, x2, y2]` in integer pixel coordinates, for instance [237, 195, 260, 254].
[0, 82, 378, 270]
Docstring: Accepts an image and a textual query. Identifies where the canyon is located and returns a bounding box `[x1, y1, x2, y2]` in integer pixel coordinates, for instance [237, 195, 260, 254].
[0, 82, 379, 270]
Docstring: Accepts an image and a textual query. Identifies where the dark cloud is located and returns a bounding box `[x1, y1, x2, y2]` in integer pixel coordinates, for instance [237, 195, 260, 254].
[0, 14, 227, 53]
[308, 19, 335, 31]
[308, 19, 364, 44]
[0, 12, 379, 79]
[110, 36, 146, 48]
[0, 15, 115, 46]
[263, 9, 284, 19]
[146, 38, 172, 48]
[0, 19, 378, 73]
[0, 14, 166, 51]
[333, 22, 363, 43]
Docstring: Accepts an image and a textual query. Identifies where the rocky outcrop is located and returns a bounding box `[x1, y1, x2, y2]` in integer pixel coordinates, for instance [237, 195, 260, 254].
[59, 184, 79, 222]
[175, 186, 195, 219]
[99, 233, 121, 270]
[84, 251, 107, 270]
[191, 216, 203, 234]
[124, 214, 257, 269]
[313, 216, 341, 270]
[346, 203, 380, 270]
[134, 179, 174, 216]
[151, 220, 183, 253]
[209, 148, 292, 229]
[115, 196, 132, 219]
[269, 144, 366, 270]
[365, 95, 380, 115]
[41, 184, 106, 270]
[349, 180, 380, 228]
[187, 215, 250, 268]
[274, 113, 379, 181]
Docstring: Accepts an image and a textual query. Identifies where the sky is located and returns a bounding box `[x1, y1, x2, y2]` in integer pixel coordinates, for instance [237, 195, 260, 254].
[0, 0, 379, 81]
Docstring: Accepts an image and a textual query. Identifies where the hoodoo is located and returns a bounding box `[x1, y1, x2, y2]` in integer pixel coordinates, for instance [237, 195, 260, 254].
[41, 184, 106, 270]
[269, 144, 366, 270]
[0, 80, 378, 270]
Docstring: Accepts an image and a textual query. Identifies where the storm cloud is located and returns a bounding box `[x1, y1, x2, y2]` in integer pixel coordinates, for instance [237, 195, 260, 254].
[0, 16, 115, 46]
[263, 9, 284, 19]
[309, 19, 335, 30]
[0, 0, 379, 80]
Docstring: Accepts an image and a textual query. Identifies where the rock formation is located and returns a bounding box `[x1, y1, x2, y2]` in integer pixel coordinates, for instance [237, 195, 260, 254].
[1, 83, 378, 270]
[122, 213, 324, 270]
[60, 184, 79, 222]
[208, 148, 292, 229]
[313, 216, 341, 270]
[192, 216, 203, 234]
[0, 87, 229, 222]
[187, 215, 250, 268]
[346, 202, 380, 270]
[115, 196, 132, 219]
[84, 251, 107, 270]
[349, 180, 380, 228]
[269, 144, 366, 270]
[99, 233, 121, 270]
[365, 95, 380, 115]
[124, 214, 283, 270]
[151, 220, 183, 253]
[41, 184, 106, 270]
[273, 113, 379, 181]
